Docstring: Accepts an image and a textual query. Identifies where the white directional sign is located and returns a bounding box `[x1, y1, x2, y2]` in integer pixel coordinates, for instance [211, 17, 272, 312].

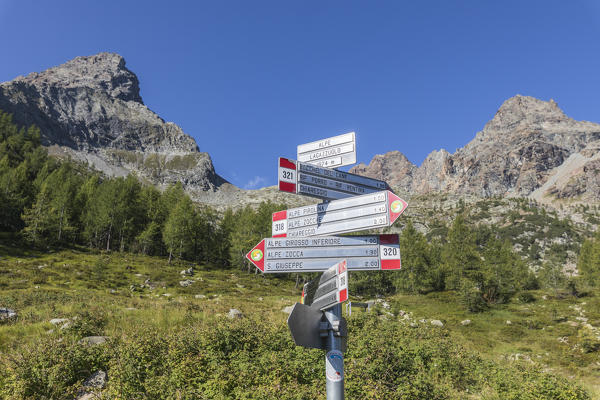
[278, 157, 389, 201]
[272, 190, 407, 238]
[246, 234, 401, 273]
[297, 132, 356, 169]
[308, 260, 348, 311]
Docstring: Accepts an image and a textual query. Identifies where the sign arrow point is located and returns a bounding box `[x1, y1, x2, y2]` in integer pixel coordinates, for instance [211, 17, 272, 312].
[387, 191, 408, 225]
[246, 239, 265, 272]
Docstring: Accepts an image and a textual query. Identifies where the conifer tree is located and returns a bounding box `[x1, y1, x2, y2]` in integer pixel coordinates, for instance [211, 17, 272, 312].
[481, 237, 526, 303]
[397, 220, 431, 293]
[442, 214, 482, 290]
[162, 196, 195, 263]
[578, 230, 600, 287]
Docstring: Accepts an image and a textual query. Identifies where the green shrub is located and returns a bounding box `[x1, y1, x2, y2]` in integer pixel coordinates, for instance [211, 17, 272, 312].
[517, 291, 536, 303]
[578, 326, 600, 353]
[67, 308, 107, 337]
[0, 337, 110, 399]
[1, 313, 591, 399]
[460, 280, 488, 312]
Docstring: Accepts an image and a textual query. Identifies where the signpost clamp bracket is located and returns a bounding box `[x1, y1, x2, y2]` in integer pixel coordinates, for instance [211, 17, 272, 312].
[320, 317, 347, 338]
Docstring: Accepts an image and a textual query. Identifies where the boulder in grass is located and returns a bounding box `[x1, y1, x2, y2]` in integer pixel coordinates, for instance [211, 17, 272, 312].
[0, 308, 17, 321]
[228, 309, 243, 319]
[430, 320, 444, 327]
[461, 319, 472, 326]
[50, 318, 69, 326]
[180, 267, 194, 276]
[79, 336, 109, 346]
[75, 370, 107, 400]
[179, 279, 194, 287]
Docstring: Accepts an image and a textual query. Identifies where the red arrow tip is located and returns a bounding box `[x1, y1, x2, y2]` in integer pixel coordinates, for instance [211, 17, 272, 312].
[246, 239, 265, 272]
[388, 191, 408, 225]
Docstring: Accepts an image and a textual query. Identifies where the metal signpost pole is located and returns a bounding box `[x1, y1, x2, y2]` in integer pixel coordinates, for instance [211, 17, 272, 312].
[324, 304, 344, 400]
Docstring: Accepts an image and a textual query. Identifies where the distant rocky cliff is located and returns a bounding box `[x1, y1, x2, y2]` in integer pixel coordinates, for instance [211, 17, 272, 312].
[351, 96, 600, 203]
[1, 54, 598, 207]
[0, 52, 240, 205]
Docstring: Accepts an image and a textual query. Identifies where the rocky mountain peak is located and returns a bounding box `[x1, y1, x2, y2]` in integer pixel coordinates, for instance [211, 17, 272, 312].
[0, 52, 234, 206]
[481, 95, 568, 137]
[350, 150, 416, 194]
[353, 95, 600, 202]
[15, 52, 143, 104]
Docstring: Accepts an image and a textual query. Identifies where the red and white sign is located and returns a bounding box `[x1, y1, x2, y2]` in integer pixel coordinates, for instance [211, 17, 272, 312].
[277, 157, 388, 201]
[336, 260, 348, 303]
[272, 190, 408, 238]
[278, 157, 297, 193]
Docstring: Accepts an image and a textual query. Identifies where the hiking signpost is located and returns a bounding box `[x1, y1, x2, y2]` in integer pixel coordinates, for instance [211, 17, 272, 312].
[246, 132, 408, 400]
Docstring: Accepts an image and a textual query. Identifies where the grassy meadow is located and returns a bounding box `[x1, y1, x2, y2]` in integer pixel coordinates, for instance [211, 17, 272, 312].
[0, 241, 598, 399]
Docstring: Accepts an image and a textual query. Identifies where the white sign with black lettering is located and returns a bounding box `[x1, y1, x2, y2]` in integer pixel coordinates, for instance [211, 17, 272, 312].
[272, 190, 408, 238]
[297, 132, 356, 168]
[277, 157, 389, 201]
[246, 234, 401, 273]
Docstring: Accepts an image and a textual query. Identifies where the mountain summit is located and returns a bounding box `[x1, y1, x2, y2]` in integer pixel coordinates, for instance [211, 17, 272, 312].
[351, 95, 600, 202]
[1, 54, 598, 206]
[0, 52, 232, 203]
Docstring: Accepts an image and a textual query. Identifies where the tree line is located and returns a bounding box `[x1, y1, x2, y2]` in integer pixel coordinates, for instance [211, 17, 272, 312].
[0, 109, 281, 267]
[1, 109, 598, 311]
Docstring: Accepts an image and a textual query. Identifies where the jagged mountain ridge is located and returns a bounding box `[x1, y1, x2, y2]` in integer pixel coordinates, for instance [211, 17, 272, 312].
[1, 53, 598, 207]
[351, 96, 600, 203]
[0, 52, 242, 205]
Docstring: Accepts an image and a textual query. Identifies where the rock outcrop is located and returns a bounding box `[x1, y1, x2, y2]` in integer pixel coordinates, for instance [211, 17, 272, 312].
[2, 54, 597, 206]
[351, 96, 600, 203]
[0, 53, 232, 205]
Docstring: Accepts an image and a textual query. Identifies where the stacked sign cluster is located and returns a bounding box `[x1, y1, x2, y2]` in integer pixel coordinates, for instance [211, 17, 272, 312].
[246, 131, 408, 304]
[245, 132, 408, 399]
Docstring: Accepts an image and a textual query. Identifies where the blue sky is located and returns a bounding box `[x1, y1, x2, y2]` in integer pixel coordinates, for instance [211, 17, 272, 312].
[1, 1, 599, 189]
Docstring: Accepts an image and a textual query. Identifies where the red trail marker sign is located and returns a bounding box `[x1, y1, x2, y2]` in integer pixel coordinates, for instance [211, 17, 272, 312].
[278, 157, 388, 201]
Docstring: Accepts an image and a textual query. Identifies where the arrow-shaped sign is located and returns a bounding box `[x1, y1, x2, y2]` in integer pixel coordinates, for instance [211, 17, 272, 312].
[272, 190, 407, 238]
[303, 259, 349, 311]
[245, 234, 401, 273]
[278, 157, 389, 201]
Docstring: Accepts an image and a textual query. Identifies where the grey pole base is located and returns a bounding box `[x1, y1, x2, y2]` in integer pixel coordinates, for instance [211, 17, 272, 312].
[324, 304, 344, 400]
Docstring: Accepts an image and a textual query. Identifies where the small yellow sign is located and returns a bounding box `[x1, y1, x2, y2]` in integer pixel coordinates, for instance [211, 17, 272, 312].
[251, 249, 263, 261]
[390, 200, 403, 213]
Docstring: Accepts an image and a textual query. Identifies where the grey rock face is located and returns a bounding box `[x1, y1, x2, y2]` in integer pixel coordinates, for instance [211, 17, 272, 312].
[180, 267, 194, 276]
[227, 308, 243, 319]
[83, 370, 107, 389]
[179, 279, 194, 287]
[79, 336, 109, 346]
[351, 95, 600, 202]
[76, 370, 107, 400]
[351, 150, 416, 194]
[0, 52, 229, 202]
[0, 308, 17, 321]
